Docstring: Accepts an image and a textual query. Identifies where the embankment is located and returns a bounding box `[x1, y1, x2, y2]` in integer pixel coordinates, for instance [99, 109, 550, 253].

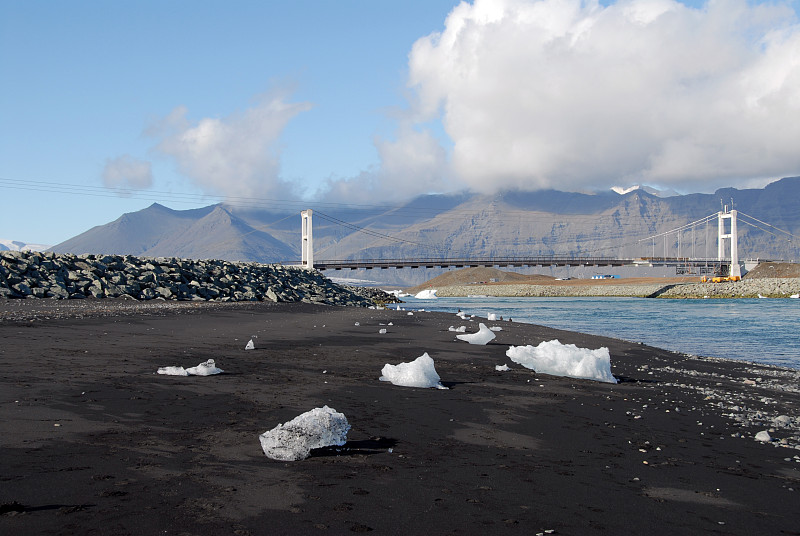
[432, 277, 800, 298]
[0, 250, 397, 306]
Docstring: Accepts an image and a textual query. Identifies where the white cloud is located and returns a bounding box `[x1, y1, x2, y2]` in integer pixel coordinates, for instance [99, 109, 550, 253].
[404, 0, 800, 193]
[319, 124, 450, 202]
[153, 89, 312, 200]
[102, 154, 153, 191]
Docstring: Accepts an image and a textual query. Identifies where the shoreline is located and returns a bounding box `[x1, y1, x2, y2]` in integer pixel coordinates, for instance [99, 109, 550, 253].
[1, 300, 798, 534]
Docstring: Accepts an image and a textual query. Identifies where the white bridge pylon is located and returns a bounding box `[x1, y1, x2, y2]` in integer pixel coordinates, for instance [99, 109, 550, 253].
[301, 209, 313, 270]
[718, 207, 741, 278]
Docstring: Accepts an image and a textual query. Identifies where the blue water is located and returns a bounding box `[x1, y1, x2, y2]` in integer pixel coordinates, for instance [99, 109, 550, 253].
[401, 296, 800, 369]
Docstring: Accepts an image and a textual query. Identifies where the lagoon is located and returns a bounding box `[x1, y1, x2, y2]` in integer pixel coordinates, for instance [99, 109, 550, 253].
[402, 295, 800, 369]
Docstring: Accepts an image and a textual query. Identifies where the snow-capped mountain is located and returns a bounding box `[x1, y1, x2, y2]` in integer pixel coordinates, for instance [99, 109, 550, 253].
[0, 239, 52, 252]
[611, 185, 680, 197]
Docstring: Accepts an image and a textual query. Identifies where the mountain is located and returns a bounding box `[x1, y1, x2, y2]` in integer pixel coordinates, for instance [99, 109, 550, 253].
[611, 185, 680, 197]
[0, 239, 52, 252]
[51, 177, 800, 284]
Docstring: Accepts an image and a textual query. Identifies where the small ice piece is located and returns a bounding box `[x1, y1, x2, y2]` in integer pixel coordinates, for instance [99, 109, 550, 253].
[379, 328, 387, 334]
[507, 340, 616, 384]
[755, 430, 772, 442]
[456, 311, 467, 319]
[414, 289, 438, 299]
[388, 322, 393, 326]
[407, 312, 414, 316]
[490, 326, 503, 331]
[259, 406, 351, 461]
[157, 366, 188, 376]
[354, 322, 360, 326]
[790, 294, 799, 299]
[380, 352, 448, 389]
[185, 359, 224, 376]
[456, 323, 496, 345]
[495, 364, 510, 371]
[448, 326, 467, 332]
[487, 313, 498, 321]
[396, 304, 402, 310]
[245, 339, 255, 350]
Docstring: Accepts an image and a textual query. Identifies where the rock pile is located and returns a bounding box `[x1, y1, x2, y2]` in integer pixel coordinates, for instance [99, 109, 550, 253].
[0, 250, 378, 306]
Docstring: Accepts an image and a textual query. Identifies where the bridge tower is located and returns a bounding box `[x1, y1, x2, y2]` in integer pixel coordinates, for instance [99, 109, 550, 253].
[301, 209, 313, 270]
[717, 208, 741, 278]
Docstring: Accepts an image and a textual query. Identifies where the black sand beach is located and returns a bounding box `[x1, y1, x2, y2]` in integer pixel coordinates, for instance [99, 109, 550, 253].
[1, 299, 799, 535]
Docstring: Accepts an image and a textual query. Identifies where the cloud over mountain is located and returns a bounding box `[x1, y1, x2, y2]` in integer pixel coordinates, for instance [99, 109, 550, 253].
[405, 0, 800, 193]
[151, 89, 313, 200]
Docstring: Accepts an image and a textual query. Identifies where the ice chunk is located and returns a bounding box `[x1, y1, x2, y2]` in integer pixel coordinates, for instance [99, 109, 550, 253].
[755, 430, 772, 442]
[380, 353, 448, 389]
[448, 325, 467, 332]
[354, 322, 360, 326]
[414, 289, 438, 299]
[379, 328, 387, 334]
[185, 359, 224, 376]
[506, 340, 616, 384]
[495, 364, 510, 371]
[490, 326, 503, 331]
[259, 406, 351, 461]
[456, 323, 496, 345]
[245, 339, 255, 350]
[487, 313, 498, 321]
[157, 366, 188, 376]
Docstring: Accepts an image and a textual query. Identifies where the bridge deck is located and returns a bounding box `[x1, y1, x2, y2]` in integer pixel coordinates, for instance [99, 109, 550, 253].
[309, 257, 727, 271]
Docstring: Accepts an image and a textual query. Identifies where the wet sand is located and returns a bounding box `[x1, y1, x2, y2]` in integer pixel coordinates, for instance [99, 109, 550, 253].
[1, 299, 799, 535]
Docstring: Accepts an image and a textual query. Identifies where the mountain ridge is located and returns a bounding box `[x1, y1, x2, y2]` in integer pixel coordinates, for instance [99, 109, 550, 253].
[51, 177, 800, 276]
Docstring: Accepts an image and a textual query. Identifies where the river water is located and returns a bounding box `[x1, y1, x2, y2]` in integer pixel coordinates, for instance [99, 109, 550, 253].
[400, 295, 800, 370]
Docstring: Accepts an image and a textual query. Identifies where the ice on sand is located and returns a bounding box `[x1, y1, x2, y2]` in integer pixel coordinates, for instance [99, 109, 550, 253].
[157, 366, 188, 376]
[487, 313, 498, 321]
[456, 323, 496, 345]
[448, 326, 467, 332]
[414, 289, 438, 299]
[185, 359, 224, 376]
[495, 364, 511, 371]
[158, 359, 223, 376]
[506, 340, 616, 383]
[245, 339, 255, 350]
[259, 406, 351, 461]
[755, 430, 772, 442]
[380, 353, 448, 389]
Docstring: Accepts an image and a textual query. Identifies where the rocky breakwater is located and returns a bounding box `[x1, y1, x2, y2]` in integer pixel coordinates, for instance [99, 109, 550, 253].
[656, 277, 800, 299]
[434, 283, 667, 298]
[0, 250, 378, 306]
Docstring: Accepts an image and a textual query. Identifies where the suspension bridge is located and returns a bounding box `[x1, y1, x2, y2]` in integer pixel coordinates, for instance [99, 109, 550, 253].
[297, 207, 794, 276]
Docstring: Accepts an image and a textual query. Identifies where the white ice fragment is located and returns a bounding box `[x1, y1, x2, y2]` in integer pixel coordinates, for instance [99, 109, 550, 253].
[185, 359, 224, 376]
[388, 322, 393, 326]
[456, 311, 467, 319]
[755, 430, 772, 442]
[495, 364, 511, 371]
[380, 353, 448, 389]
[790, 294, 799, 299]
[259, 406, 351, 461]
[407, 312, 414, 316]
[487, 313, 498, 321]
[245, 339, 255, 350]
[379, 328, 387, 334]
[157, 366, 188, 376]
[490, 326, 503, 331]
[396, 304, 402, 311]
[354, 322, 360, 326]
[448, 325, 467, 332]
[414, 289, 438, 299]
[456, 323, 496, 345]
[506, 340, 617, 384]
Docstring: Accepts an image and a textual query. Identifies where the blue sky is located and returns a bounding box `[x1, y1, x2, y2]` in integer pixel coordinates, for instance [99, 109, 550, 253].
[2, 0, 799, 245]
